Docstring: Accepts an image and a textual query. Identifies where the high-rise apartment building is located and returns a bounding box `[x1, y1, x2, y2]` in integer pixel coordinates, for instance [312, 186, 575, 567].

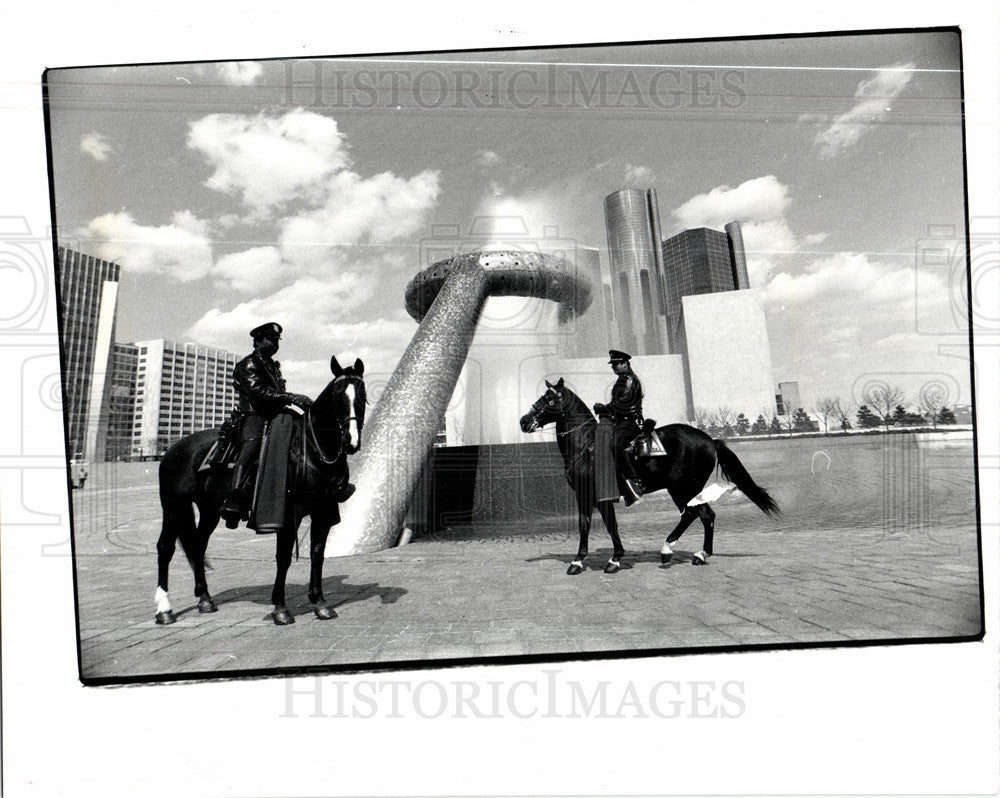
[56, 247, 120, 461]
[127, 339, 238, 459]
[105, 343, 139, 461]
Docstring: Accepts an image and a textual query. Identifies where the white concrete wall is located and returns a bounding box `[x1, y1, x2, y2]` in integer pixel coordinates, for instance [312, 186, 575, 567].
[682, 289, 776, 420]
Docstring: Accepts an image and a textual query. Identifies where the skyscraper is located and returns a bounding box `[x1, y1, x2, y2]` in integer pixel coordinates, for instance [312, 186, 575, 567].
[56, 247, 120, 461]
[603, 188, 668, 355]
[601, 194, 773, 421]
[661, 222, 749, 355]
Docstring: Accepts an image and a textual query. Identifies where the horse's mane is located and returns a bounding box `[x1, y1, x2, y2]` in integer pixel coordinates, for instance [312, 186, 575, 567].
[555, 383, 597, 425]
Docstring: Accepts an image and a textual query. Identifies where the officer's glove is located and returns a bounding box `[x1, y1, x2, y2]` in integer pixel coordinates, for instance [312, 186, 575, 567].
[287, 393, 313, 410]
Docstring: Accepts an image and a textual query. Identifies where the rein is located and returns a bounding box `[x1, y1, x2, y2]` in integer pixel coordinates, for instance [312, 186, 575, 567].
[304, 410, 344, 467]
[557, 419, 593, 437]
[554, 414, 595, 477]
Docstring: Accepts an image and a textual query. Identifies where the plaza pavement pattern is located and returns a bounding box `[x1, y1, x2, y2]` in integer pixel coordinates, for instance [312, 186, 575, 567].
[72, 439, 982, 683]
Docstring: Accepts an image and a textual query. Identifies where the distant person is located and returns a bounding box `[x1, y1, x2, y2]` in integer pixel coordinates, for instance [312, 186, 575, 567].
[220, 322, 312, 528]
[593, 349, 645, 503]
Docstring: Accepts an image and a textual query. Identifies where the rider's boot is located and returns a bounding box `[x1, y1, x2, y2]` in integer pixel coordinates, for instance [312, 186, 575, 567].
[220, 463, 250, 528]
[619, 450, 644, 505]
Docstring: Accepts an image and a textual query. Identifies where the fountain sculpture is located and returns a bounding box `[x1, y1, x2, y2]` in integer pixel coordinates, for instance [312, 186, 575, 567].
[324, 248, 592, 556]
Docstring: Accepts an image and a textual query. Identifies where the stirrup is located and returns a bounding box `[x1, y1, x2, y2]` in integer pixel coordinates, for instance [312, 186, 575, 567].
[334, 482, 356, 502]
[220, 499, 244, 529]
[623, 479, 644, 505]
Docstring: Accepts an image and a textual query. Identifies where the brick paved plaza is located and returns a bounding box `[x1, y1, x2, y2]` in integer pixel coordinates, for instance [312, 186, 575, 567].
[71, 432, 982, 683]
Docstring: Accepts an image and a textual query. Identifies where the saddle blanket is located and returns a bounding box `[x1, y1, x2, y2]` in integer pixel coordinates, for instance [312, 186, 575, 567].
[687, 482, 736, 507]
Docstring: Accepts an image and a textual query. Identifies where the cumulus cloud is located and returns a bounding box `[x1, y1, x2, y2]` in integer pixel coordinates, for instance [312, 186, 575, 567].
[671, 175, 965, 402]
[76, 211, 213, 281]
[188, 109, 351, 214]
[673, 175, 790, 229]
[187, 273, 375, 348]
[280, 169, 442, 258]
[214, 246, 282, 291]
[216, 61, 263, 86]
[812, 62, 916, 158]
[624, 163, 655, 186]
[765, 251, 948, 308]
[187, 109, 441, 243]
[671, 175, 802, 285]
[190, 302, 415, 396]
[80, 133, 113, 162]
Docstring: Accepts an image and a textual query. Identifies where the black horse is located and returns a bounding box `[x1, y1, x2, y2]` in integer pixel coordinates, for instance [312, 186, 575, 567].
[520, 379, 779, 574]
[155, 355, 366, 626]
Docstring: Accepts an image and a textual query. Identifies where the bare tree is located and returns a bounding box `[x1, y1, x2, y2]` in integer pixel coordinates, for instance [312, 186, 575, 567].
[813, 397, 839, 434]
[713, 406, 737, 434]
[918, 382, 948, 428]
[862, 382, 905, 431]
[692, 406, 712, 431]
[831, 397, 855, 431]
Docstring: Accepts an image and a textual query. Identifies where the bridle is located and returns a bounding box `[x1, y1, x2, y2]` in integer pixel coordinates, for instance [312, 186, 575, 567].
[527, 393, 592, 437]
[301, 375, 366, 471]
[526, 390, 595, 476]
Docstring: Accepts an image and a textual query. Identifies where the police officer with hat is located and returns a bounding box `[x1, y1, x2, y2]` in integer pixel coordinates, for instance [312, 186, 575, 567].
[593, 349, 645, 502]
[220, 322, 312, 528]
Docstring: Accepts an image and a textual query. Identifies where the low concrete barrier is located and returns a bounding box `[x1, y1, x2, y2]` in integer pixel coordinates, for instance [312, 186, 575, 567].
[405, 431, 978, 535]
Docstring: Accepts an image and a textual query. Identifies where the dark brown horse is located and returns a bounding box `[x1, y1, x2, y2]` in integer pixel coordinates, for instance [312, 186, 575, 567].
[155, 355, 366, 625]
[520, 379, 779, 574]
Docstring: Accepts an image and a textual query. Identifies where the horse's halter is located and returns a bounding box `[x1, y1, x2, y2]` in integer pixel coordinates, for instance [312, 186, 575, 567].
[306, 375, 366, 465]
[524, 389, 566, 432]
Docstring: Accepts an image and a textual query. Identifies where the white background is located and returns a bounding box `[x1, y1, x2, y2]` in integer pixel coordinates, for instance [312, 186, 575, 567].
[2, 2, 998, 796]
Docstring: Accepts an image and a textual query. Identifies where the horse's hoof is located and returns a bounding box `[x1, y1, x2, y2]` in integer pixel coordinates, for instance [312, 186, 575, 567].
[155, 610, 176, 625]
[692, 553, 707, 566]
[604, 560, 622, 574]
[567, 561, 584, 575]
[660, 553, 672, 564]
[271, 609, 295, 625]
[198, 597, 218, 613]
[314, 605, 338, 620]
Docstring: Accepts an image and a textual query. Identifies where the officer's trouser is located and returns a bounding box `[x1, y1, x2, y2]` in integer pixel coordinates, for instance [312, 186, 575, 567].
[227, 414, 265, 507]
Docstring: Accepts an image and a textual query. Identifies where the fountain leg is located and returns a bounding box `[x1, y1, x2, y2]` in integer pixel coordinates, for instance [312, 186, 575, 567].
[324, 262, 489, 556]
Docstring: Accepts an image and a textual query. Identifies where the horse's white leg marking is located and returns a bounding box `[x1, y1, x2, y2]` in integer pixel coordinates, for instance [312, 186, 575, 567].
[155, 587, 172, 614]
[660, 541, 674, 557]
[345, 383, 360, 450]
[570, 559, 584, 568]
[693, 550, 707, 563]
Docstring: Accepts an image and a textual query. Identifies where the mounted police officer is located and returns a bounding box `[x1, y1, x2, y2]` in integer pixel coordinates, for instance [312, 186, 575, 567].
[220, 322, 312, 528]
[593, 349, 645, 504]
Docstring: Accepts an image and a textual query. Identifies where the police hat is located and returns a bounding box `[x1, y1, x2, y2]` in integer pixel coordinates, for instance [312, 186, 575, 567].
[250, 322, 282, 340]
[608, 349, 632, 363]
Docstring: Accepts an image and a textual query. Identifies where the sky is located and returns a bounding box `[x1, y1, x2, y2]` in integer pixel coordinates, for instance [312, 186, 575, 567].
[44, 30, 971, 413]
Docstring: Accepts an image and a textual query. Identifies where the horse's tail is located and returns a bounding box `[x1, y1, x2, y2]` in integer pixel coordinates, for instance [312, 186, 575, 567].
[713, 439, 780, 517]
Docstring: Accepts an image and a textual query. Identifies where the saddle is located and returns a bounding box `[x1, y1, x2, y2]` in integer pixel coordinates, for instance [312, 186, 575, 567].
[626, 419, 667, 461]
[196, 412, 243, 473]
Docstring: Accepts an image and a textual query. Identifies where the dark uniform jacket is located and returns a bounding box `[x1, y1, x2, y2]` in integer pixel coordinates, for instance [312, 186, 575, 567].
[608, 369, 644, 425]
[233, 351, 290, 419]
